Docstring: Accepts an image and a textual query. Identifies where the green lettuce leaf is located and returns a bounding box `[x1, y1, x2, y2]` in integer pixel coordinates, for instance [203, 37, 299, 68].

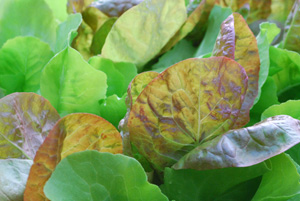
[247, 0, 271, 24]
[40, 47, 107, 117]
[174, 115, 300, 170]
[0, 159, 33, 201]
[101, 0, 187, 70]
[161, 161, 270, 201]
[268, 0, 296, 24]
[44, 151, 168, 201]
[0, 36, 54, 95]
[44, 0, 68, 22]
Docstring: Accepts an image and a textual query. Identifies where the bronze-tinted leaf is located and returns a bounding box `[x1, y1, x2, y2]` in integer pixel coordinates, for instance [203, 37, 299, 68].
[82, 6, 109, 32]
[161, 0, 215, 54]
[128, 57, 248, 170]
[247, 0, 271, 24]
[173, 115, 300, 170]
[0, 93, 60, 159]
[24, 113, 122, 201]
[213, 13, 260, 128]
[216, 0, 249, 11]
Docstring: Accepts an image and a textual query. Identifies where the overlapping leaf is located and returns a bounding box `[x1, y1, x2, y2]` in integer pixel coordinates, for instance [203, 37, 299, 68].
[128, 57, 248, 170]
[268, 0, 296, 24]
[44, 151, 168, 201]
[247, 0, 271, 24]
[212, 13, 260, 128]
[0, 93, 60, 159]
[101, 0, 187, 70]
[0, 37, 54, 95]
[216, 0, 249, 12]
[174, 115, 300, 170]
[40, 47, 107, 117]
[24, 113, 122, 201]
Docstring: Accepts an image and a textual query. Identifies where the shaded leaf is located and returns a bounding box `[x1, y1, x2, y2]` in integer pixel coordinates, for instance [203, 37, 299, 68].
[161, 0, 215, 53]
[174, 115, 300, 170]
[82, 6, 109, 32]
[283, 0, 300, 53]
[0, 93, 60, 159]
[212, 13, 260, 128]
[161, 162, 269, 201]
[0, 159, 33, 201]
[40, 47, 107, 117]
[128, 57, 248, 170]
[216, 0, 249, 12]
[194, 5, 232, 57]
[24, 113, 122, 200]
[252, 154, 300, 200]
[101, 0, 187, 70]
[0, 37, 54, 95]
[44, 151, 168, 201]
[67, 0, 94, 13]
[0, 0, 57, 49]
[268, 0, 296, 24]
[90, 17, 117, 55]
[247, 0, 271, 24]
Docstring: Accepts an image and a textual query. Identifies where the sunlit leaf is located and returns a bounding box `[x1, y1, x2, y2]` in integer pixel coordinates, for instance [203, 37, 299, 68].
[44, 0, 68, 22]
[0, 93, 60, 159]
[174, 115, 300, 170]
[0, 37, 54, 95]
[44, 151, 168, 201]
[24, 113, 122, 200]
[212, 13, 260, 128]
[128, 57, 248, 170]
[40, 47, 107, 117]
[102, 0, 187, 70]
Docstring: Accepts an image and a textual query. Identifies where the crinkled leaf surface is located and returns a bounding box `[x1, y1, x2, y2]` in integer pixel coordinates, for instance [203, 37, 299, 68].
[212, 13, 260, 128]
[55, 13, 82, 53]
[40, 47, 107, 117]
[195, 5, 232, 57]
[283, 0, 300, 53]
[24, 113, 122, 201]
[270, 46, 300, 96]
[174, 115, 300, 170]
[247, 0, 271, 24]
[0, 37, 54, 95]
[88, 56, 137, 97]
[161, 161, 270, 201]
[252, 153, 300, 201]
[128, 57, 248, 170]
[0, 0, 57, 49]
[101, 0, 187, 70]
[0, 159, 33, 201]
[161, 0, 215, 53]
[0, 93, 60, 159]
[44, 151, 168, 201]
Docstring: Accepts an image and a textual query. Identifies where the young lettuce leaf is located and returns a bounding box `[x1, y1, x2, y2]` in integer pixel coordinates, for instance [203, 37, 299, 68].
[212, 13, 260, 128]
[101, 0, 187, 70]
[24, 113, 122, 201]
[0, 37, 54, 95]
[44, 151, 168, 201]
[40, 47, 107, 117]
[0, 93, 60, 159]
[127, 57, 248, 170]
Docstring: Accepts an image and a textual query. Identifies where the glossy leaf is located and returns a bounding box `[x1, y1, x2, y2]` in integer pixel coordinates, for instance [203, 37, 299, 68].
[195, 5, 232, 57]
[270, 46, 300, 96]
[247, 0, 271, 24]
[55, 13, 82, 53]
[174, 115, 300, 170]
[161, 0, 215, 53]
[0, 37, 54, 95]
[283, 0, 300, 53]
[24, 113, 122, 200]
[88, 56, 137, 97]
[161, 162, 270, 201]
[40, 47, 107, 117]
[101, 0, 187, 70]
[252, 154, 300, 200]
[128, 57, 248, 170]
[0, 0, 57, 49]
[212, 13, 260, 128]
[0, 93, 60, 159]
[44, 151, 168, 201]
[0, 159, 33, 201]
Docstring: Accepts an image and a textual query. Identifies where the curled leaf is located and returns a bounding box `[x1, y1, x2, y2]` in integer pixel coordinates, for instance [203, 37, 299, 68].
[24, 113, 122, 200]
[128, 57, 248, 170]
[174, 115, 300, 170]
[0, 93, 60, 159]
[213, 13, 260, 128]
